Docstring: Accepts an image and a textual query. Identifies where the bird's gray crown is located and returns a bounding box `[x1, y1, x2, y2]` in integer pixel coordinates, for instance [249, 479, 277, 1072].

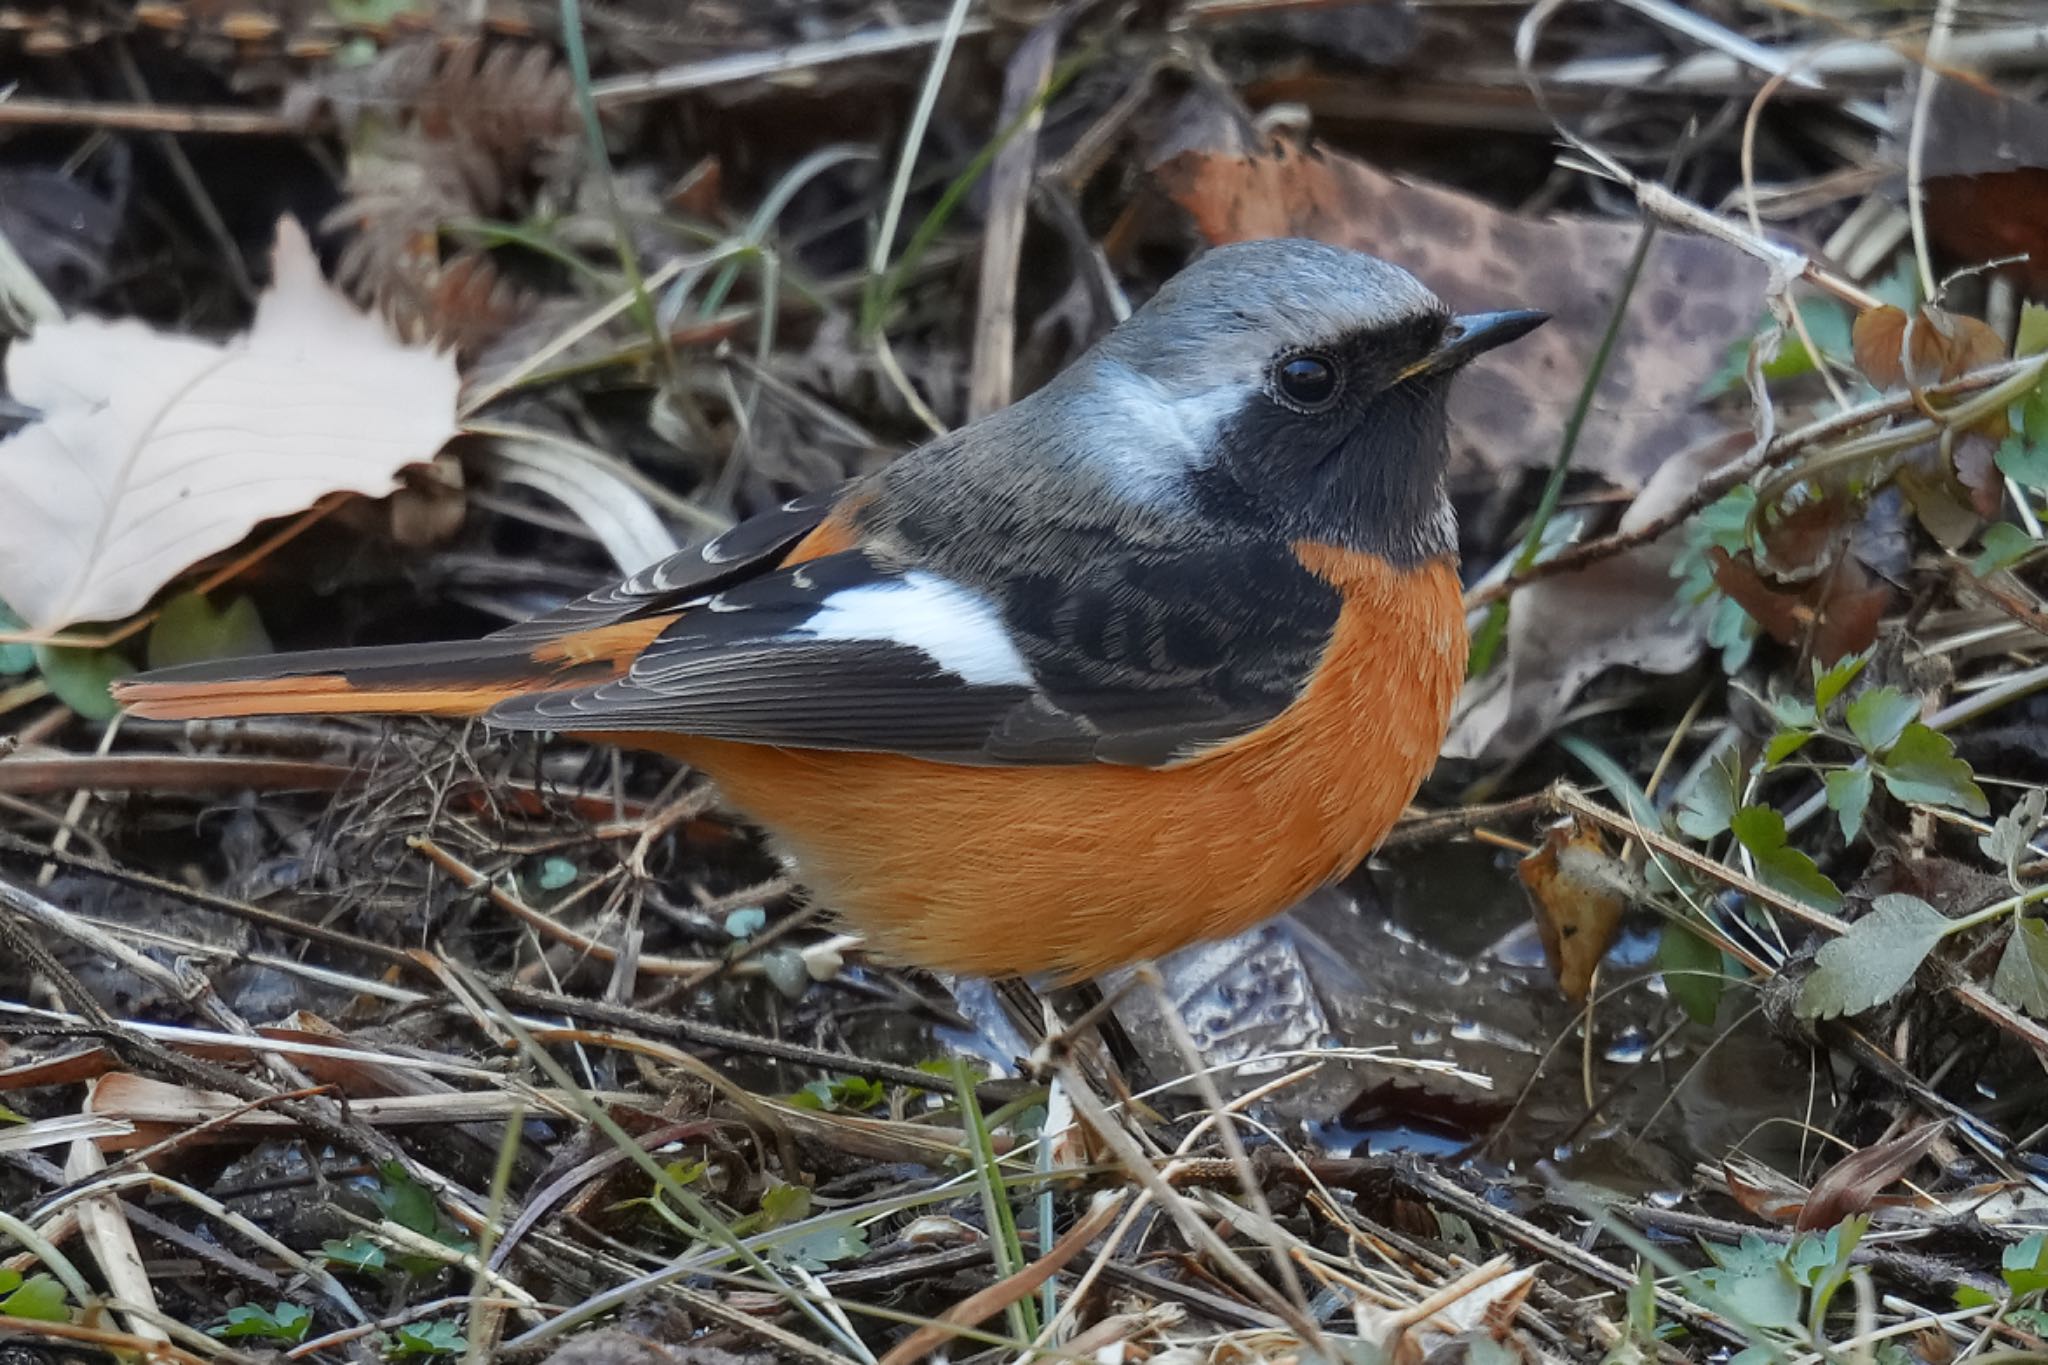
[1092, 237, 1447, 392]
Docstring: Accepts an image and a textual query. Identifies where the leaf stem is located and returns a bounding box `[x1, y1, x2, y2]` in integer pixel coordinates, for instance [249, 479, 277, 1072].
[1942, 880, 2048, 938]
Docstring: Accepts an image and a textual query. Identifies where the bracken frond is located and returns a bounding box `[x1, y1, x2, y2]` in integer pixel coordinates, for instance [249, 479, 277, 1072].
[313, 35, 580, 359]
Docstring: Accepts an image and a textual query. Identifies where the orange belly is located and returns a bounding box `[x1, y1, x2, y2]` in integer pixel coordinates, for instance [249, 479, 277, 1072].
[645, 545, 1466, 978]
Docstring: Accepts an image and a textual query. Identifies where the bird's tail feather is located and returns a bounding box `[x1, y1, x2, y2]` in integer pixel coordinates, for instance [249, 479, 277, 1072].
[112, 618, 671, 722]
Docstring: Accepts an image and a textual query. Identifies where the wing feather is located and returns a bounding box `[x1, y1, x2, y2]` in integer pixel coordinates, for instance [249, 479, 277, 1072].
[487, 485, 844, 642]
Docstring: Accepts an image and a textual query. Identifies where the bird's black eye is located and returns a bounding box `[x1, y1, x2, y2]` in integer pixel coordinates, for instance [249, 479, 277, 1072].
[1275, 352, 1340, 410]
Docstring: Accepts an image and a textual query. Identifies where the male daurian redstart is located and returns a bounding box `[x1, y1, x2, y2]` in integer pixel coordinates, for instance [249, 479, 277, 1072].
[116, 239, 1546, 978]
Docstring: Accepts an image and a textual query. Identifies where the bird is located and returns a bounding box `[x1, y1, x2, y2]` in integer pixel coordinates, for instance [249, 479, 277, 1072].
[115, 238, 1546, 979]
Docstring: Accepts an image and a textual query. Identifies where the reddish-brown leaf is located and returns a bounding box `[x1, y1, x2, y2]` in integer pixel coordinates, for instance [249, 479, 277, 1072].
[1853, 305, 1924, 389]
[1796, 1121, 1948, 1231]
[1709, 548, 1809, 641]
[1852, 304, 2005, 390]
[1926, 169, 2048, 296]
[1811, 564, 1894, 666]
[1517, 816, 1631, 1003]
[1759, 490, 1854, 573]
[669, 155, 724, 220]
[1722, 1158, 1808, 1224]
[1709, 549, 1891, 665]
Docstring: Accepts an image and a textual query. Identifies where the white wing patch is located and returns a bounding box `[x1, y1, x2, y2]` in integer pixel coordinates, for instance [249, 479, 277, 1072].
[798, 571, 1032, 687]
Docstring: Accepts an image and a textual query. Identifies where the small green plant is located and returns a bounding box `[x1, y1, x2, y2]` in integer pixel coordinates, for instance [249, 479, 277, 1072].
[1956, 1231, 2048, 1336]
[373, 1164, 476, 1275]
[320, 1234, 388, 1273]
[1601, 1261, 1671, 1364]
[388, 1317, 466, 1357]
[1672, 485, 1763, 673]
[214, 1301, 312, 1344]
[785, 1075, 885, 1113]
[0, 1270, 69, 1322]
[1689, 1218, 1869, 1362]
[1800, 879, 2048, 1019]
[1756, 655, 1988, 842]
[776, 1220, 870, 1272]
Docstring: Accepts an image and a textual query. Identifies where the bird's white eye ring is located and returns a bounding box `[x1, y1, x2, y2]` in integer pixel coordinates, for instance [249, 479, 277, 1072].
[1273, 352, 1341, 411]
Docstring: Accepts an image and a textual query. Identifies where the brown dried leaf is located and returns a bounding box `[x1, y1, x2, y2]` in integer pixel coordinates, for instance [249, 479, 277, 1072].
[1943, 310, 2009, 375]
[1758, 489, 1855, 574]
[1445, 437, 1733, 762]
[1152, 138, 1768, 490]
[1709, 549, 1891, 665]
[1518, 817, 1631, 1003]
[1722, 1156, 1809, 1224]
[1852, 304, 2005, 390]
[1818, 578, 1896, 665]
[1854, 305, 1928, 390]
[1920, 80, 2048, 295]
[1710, 548, 1807, 645]
[0, 1047, 116, 1089]
[1896, 461, 1982, 549]
[1796, 1120, 1946, 1231]
[669, 155, 725, 220]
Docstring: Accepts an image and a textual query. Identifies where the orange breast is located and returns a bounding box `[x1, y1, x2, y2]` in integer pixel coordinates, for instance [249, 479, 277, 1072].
[650, 544, 1467, 978]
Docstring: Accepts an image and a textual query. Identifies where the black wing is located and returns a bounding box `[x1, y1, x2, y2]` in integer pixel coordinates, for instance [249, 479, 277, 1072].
[485, 537, 1342, 768]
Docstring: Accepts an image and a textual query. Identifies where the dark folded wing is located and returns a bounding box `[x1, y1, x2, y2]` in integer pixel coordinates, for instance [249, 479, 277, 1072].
[485, 539, 1342, 768]
[487, 485, 844, 642]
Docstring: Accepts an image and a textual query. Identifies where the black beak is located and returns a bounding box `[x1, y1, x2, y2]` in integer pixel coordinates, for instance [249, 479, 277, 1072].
[1401, 308, 1549, 379]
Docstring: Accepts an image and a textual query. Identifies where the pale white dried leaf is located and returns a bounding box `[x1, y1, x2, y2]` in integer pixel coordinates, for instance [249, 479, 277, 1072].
[0, 216, 459, 629]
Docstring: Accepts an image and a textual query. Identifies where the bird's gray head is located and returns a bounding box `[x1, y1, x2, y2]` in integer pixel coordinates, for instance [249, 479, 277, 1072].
[1052, 238, 1546, 567]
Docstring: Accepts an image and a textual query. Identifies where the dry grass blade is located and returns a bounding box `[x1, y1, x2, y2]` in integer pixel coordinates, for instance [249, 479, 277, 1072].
[60, 1139, 167, 1348]
[1052, 1054, 1329, 1346]
[877, 1192, 1125, 1365]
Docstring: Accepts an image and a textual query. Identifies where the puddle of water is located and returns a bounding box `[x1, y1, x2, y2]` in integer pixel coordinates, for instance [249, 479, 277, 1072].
[1103, 837, 1830, 1189]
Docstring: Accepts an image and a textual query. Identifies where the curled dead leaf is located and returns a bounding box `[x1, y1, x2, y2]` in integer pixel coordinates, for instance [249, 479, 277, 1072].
[1851, 304, 2004, 392]
[1708, 548, 1891, 666]
[1517, 816, 1635, 1003]
[1796, 1120, 1946, 1231]
[1722, 1157, 1810, 1224]
[1895, 459, 1983, 550]
[1758, 489, 1854, 575]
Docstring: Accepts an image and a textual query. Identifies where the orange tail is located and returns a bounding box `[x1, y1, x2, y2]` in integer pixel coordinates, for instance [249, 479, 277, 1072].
[112, 617, 672, 722]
